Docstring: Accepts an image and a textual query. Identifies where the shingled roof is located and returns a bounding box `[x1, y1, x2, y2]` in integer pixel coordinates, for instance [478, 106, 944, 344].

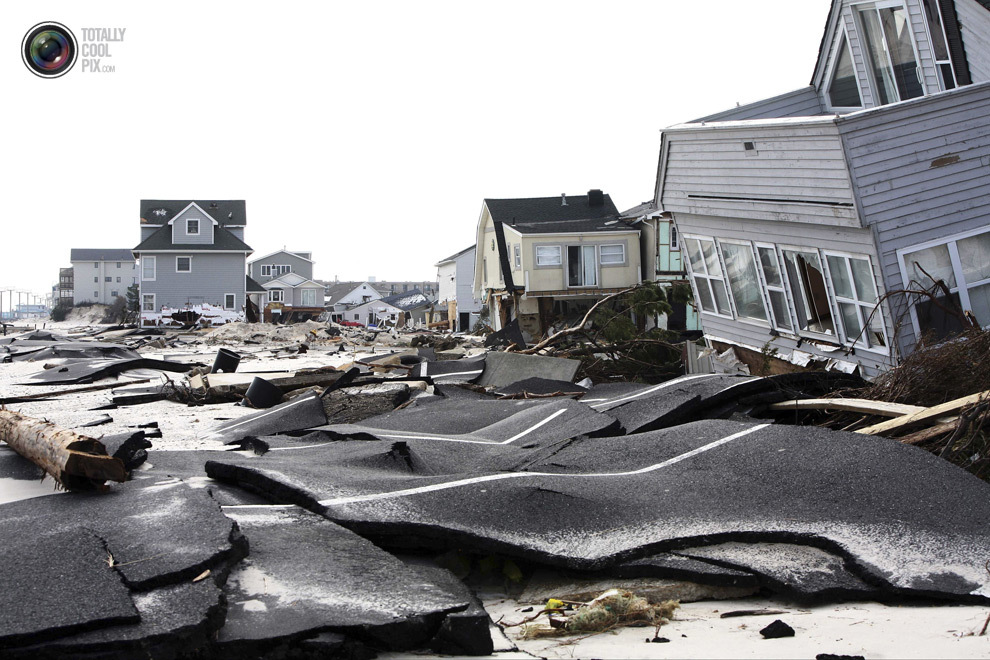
[140, 200, 246, 227]
[69, 249, 135, 262]
[485, 191, 631, 234]
[132, 224, 253, 253]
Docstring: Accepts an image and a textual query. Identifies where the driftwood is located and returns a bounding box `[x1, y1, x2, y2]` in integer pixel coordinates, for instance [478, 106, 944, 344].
[856, 389, 990, 436]
[0, 410, 127, 491]
[769, 398, 925, 418]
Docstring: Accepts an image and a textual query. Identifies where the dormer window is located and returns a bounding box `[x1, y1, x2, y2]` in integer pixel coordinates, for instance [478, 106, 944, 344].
[827, 33, 862, 109]
[187, 218, 200, 235]
[857, 3, 924, 106]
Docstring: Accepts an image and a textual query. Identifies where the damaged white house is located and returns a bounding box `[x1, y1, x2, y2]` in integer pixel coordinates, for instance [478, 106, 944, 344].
[654, 0, 990, 377]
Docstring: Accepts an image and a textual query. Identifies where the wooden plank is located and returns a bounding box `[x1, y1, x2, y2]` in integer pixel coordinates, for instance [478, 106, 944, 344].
[768, 398, 925, 417]
[856, 390, 990, 435]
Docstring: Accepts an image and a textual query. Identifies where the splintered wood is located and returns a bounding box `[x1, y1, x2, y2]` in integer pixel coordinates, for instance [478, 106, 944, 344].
[0, 410, 126, 491]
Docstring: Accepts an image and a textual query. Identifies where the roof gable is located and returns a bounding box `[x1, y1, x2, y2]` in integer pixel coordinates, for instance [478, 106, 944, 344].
[263, 273, 324, 289]
[249, 249, 315, 265]
[132, 223, 253, 253]
[140, 200, 246, 227]
[166, 202, 218, 227]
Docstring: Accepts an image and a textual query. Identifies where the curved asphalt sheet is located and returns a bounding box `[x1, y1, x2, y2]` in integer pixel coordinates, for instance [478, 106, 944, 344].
[206, 420, 990, 602]
[204, 392, 329, 445]
[217, 506, 477, 653]
[22, 357, 202, 385]
[608, 552, 760, 588]
[413, 355, 486, 383]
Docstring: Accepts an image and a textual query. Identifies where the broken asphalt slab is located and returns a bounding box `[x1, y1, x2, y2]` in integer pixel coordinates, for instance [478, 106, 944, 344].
[22, 357, 204, 385]
[413, 354, 486, 383]
[476, 350, 581, 389]
[217, 506, 489, 654]
[206, 420, 990, 603]
[204, 391, 328, 445]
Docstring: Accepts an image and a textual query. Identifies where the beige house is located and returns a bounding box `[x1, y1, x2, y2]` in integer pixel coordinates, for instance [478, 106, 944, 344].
[472, 190, 644, 339]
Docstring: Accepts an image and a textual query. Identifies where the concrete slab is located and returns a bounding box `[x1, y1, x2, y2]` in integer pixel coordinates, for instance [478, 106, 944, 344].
[477, 351, 581, 389]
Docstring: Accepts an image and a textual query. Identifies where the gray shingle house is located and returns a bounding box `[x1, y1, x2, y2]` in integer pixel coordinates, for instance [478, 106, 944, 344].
[247, 249, 315, 283]
[132, 200, 253, 324]
[654, 0, 990, 378]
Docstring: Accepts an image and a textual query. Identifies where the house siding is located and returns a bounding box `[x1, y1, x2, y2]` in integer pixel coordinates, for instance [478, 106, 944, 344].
[958, 0, 990, 82]
[522, 234, 640, 293]
[140, 252, 246, 311]
[170, 205, 215, 245]
[671, 213, 894, 378]
[838, 81, 990, 355]
[693, 87, 825, 123]
[71, 259, 137, 305]
[249, 252, 313, 283]
[140, 226, 160, 242]
[660, 121, 860, 227]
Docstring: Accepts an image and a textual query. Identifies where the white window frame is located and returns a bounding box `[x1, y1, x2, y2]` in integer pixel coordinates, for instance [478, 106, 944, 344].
[566, 244, 600, 288]
[269, 289, 284, 303]
[822, 250, 889, 354]
[224, 293, 236, 310]
[716, 239, 771, 328]
[897, 226, 990, 337]
[260, 265, 273, 277]
[777, 244, 840, 341]
[111, 290, 119, 298]
[273, 264, 291, 277]
[683, 235, 733, 319]
[755, 243, 796, 333]
[600, 243, 626, 266]
[920, 0, 958, 91]
[186, 218, 200, 235]
[142, 293, 156, 312]
[300, 289, 317, 307]
[669, 223, 679, 251]
[142, 256, 156, 282]
[853, 0, 927, 105]
[513, 244, 521, 269]
[824, 28, 864, 112]
[175, 256, 192, 273]
[536, 245, 562, 267]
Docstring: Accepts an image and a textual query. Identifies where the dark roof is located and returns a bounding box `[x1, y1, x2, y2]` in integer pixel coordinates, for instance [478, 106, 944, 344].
[485, 193, 630, 234]
[322, 281, 374, 303]
[436, 245, 475, 265]
[132, 224, 253, 253]
[246, 276, 266, 293]
[70, 249, 135, 262]
[380, 289, 432, 311]
[140, 200, 246, 227]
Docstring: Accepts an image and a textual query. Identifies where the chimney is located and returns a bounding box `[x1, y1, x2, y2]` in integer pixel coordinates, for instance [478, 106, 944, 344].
[588, 189, 604, 207]
[561, 193, 568, 207]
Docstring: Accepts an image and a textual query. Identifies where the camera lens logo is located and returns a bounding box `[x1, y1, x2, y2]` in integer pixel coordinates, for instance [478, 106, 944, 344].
[22, 22, 77, 78]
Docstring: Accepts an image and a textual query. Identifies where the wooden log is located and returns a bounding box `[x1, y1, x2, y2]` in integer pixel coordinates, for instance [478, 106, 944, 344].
[856, 389, 990, 436]
[0, 410, 127, 491]
[768, 398, 925, 418]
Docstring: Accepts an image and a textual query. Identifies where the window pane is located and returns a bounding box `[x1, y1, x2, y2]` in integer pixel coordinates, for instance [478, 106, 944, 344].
[701, 240, 720, 275]
[850, 258, 878, 302]
[537, 246, 561, 266]
[721, 243, 767, 321]
[769, 290, 792, 330]
[922, 0, 950, 61]
[783, 249, 835, 335]
[686, 239, 704, 273]
[568, 246, 582, 286]
[582, 245, 597, 286]
[879, 6, 924, 100]
[694, 276, 714, 312]
[827, 256, 854, 299]
[600, 245, 624, 264]
[712, 281, 732, 316]
[903, 244, 956, 288]
[859, 8, 897, 105]
[968, 283, 990, 327]
[839, 302, 863, 342]
[758, 247, 782, 287]
[829, 35, 862, 107]
[957, 233, 990, 284]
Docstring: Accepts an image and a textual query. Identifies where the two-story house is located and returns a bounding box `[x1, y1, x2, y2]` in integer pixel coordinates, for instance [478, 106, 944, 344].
[654, 0, 990, 378]
[132, 200, 253, 325]
[472, 190, 644, 339]
[247, 249, 325, 322]
[68, 249, 137, 306]
[435, 245, 483, 332]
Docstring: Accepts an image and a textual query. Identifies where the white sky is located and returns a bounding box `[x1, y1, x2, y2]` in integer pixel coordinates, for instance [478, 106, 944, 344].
[1, 0, 832, 299]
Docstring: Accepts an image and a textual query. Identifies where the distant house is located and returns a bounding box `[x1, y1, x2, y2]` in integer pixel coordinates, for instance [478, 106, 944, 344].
[347, 289, 434, 328]
[57, 267, 74, 306]
[248, 249, 315, 284]
[653, 0, 990, 377]
[322, 281, 383, 321]
[472, 190, 644, 339]
[371, 280, 439, 298]
[132, 200, 253, 325]
[260, 272, 327, 322]
[69, 249, 137, 306]
[435, 245, 483, 332]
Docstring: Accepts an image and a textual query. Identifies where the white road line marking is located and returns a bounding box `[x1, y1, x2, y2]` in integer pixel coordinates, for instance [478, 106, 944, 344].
[431, 370, 484, 378]
[378, 408, 570, 446]
[319, 424, 769, 507]
[589, 374, 721, 409]
[269, 443, 335, 451]
[221, 504, 299, 509]
[202, 396, 315, 439]
[503, 408, 568, 443]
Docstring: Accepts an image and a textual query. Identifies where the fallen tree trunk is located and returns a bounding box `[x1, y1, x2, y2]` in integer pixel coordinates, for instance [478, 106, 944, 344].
[0, 410, 127, 491]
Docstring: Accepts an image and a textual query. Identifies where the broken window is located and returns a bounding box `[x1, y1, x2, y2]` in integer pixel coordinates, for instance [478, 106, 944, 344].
[719, 241, 768, 323]
[757, 246, 792, 331]
[685, 237, 731, 315]
[826, 254, 886, 349]
[781, 249, 835, 336]
[536, 246, 561, 266]
[568, 245, 598, 287]
[600, 244, 625, 265]
[828, 32, 862, 108]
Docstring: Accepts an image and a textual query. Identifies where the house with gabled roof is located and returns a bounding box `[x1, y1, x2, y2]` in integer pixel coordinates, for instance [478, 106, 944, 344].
[132, 200, 253, 325]
[260, 272, 327, 322]
[436, 245, 483, 332]
[248, 249, 315, 284]
[472, 189, 644, 338]
[346, 289, 434, 328]
[653, 0, 990, 378]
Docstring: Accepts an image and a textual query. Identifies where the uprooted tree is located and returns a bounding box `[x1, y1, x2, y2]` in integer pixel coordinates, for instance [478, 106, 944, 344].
[515, 281, 692, 384]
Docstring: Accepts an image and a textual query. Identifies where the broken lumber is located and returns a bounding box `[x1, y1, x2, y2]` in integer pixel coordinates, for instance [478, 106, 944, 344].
[769, 398, 925, 418]
[856, 389, 990, 436]
[0, 410, 127, 491]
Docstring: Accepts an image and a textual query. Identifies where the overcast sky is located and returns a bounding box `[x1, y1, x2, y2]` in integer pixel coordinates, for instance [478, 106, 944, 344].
[2, 1, 832, 299]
